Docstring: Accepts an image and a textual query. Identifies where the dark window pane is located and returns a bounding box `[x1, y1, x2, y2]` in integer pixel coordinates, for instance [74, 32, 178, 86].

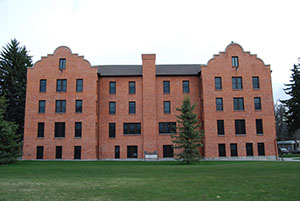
[183, 81, 189, 93]
[233, 98, 244, 111]
[109, 123, 116, 138]
[216, 98, 223, 111]
[74, 146, 81, 159]
[109, 102, 116, 114]
[56, 79, 67, 92]
[217, 120, 224, 135]
[163, 81, 170, 93]
[159, 122, 176, 134]
[40, 79, 47, 92]
[56, 146, 62, 159]
[256, 119, 263, 134]
[218, 144, 226, 157]
[129, 102, 136, 114]
[163, 145, 174, 157]
[232, 56, 239, 67]
[258, 143, 265, 156]
[76, 79, 83, 92]
[123, 123, 141, 135]
[39, 100, 45, 113]
[59, 58, 66, 70]
[37, 122, 44, 137]
[127, 146, 138, 158]
[36, 146, 43, 159]
[56, 100, 66, 113]
[235, 120, 246, 135]
[230, 143, 238, 157]
[232, 77, 243, 89]
[252, 77, 260, 89]
[129, 81, 135, 94]
[215, 77, 222, 90]
[254, 97, 261, 110]
[55, 122, 65, 138]
[76, 100, 82, 113]
[246, 143, 253, 156]
[164, 101, 171, 114]
[115, 146, 120, 159]
[75, 122, 82, 137]
[109, 82, 116, 94]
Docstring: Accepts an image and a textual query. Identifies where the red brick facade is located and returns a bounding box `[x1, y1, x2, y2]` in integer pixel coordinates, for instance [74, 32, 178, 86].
[23, 43, 277, 160]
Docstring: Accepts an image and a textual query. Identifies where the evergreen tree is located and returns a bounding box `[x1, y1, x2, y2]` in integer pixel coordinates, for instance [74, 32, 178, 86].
[281, 62, 300, 142]
[274, 101, 289, 141]
[0, 39, 32, 138]
[0, 96, 22, 164]
[172, 96, 204, 164]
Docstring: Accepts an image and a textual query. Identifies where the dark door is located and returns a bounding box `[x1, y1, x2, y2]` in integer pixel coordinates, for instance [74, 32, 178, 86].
[36, 146, 44, 159]
[74, 146, 81, 159]
[56, 146, 62, 159]
[115, 146, 120, 159]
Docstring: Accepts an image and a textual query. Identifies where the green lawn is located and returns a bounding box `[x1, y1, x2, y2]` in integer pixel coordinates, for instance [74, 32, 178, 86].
[282, 153, 300, 158]
[0, 161, 300, 201]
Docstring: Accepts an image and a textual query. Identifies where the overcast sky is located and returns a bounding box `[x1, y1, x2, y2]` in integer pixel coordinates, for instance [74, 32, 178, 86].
[0, 0, 299, 101]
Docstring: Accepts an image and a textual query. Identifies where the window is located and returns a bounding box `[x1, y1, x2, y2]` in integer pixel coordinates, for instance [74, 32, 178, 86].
[215, 77, 222, 90]
[129, 81, 135, 94]
[252, 77, 260, 89]
[56, 79, 67, 92]
[159, 122, 176, 134]
[75, 122, 82, 138]
[218, 144, 226, 157]
[115, 146, 120, 159]
[76, 79, 83, 92]
[36, 146, 43, 159]
[76, 100, 82, 113]
[55, 122, 65, 138]
[124, 123, 141, 135]
[59, 58, 66, 70]
[163, 145, 174, 158]
[163, 81, 170, 93]
[246, 143, 253, 156]
[257, 143, 265, 156]
[74, 146, 81, 159]
[109, 102, 116, 114]
[217, 120, 224, 136]
[216, 98, 223, 111]
[254, 97, 261, 110]
[129, 101, 136, 114]
[164, 101, 171, 114]
[182, 80, 189, 93]
[40, 79, 47, 92]
[235, 120, 246, 135]
[232, 56, 239, 67]
[233, 98, 244, 111]
[37, 122, 44, 138]
[56, 100, 66, 113]
[109, 81, 116, 94]
[109, 123, 116, 138]
[127, 146, 138, 158]
[39, 100, 45, 113]
[230, 143, 238, 157]
[56, 146, 62, 159]
[256, 119, 263, 135]
[232, 77, 242, 89]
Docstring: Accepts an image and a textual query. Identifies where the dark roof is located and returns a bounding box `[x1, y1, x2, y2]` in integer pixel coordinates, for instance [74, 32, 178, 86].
[97, 64, 201, 76]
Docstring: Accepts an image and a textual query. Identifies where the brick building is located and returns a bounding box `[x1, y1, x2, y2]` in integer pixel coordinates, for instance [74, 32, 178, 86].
[23, 43, 278, 160]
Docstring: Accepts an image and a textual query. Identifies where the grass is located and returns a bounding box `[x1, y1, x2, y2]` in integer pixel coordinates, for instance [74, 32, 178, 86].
[1, 161, 300, 201]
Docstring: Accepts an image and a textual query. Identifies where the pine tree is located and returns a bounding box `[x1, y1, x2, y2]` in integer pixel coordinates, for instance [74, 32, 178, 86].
[0, 96, 22, 164]
[281, 62, 300, 142]
[172, 96, 204, 164]
[0, 39, 32, 138]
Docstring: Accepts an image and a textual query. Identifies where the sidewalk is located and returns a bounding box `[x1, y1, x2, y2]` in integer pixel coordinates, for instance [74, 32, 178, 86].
[281, 157, 300, 162]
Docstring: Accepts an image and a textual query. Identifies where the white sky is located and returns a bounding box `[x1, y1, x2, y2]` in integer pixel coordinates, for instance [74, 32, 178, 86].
[0, 0, 299, 101]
